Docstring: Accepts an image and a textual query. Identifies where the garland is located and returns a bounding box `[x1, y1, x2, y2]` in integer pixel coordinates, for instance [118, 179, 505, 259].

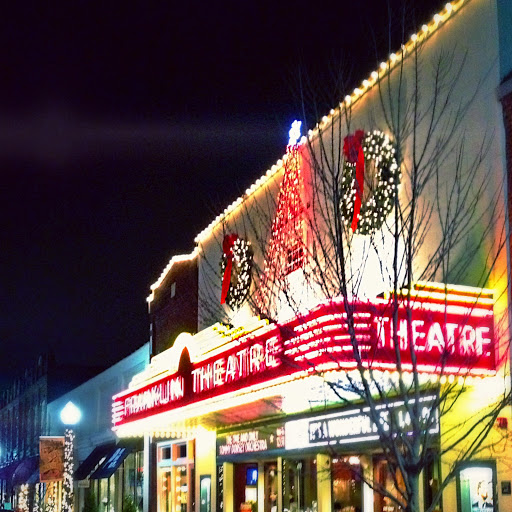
[341, 129, 400, 235]
[220, 235, 253, 310]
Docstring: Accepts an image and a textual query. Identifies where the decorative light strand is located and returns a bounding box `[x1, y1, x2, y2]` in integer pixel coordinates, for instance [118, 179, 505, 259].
[192, 0, 466, 247]
[220, 237, 253, 310]
[18, 484, 28, 512]
[340, 130, 400, 235]
[256, 137, 305, 312]
[62, 428, 75, 512]
[147, 249, 199, 303]
[46, 482, 57, 512]
[33, 482, 43, 512]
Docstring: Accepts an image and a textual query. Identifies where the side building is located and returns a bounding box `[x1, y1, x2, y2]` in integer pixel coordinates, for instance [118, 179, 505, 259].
[46, 342, 151, 512]
[0, 354, 105, 510]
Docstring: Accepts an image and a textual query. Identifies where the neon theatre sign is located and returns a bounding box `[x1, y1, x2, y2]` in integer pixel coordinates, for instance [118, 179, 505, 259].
[112, 283, 495, 429]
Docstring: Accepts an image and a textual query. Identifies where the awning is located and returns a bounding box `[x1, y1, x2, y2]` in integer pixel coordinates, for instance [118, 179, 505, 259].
[12, 457, 39, 487]
[0, 460, 19, 481]
[89, 446, 132, 480]
[27, 470, 39, 485]
[74, 444, 115, 481]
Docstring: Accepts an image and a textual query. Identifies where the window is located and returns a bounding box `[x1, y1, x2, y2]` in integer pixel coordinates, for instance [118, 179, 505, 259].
[157, 440, 195, 512]
[284, 219, 305, 275]
[373, 458, 404, 512]
[332, 458, 362, 512]
[283, 458, 317, 512]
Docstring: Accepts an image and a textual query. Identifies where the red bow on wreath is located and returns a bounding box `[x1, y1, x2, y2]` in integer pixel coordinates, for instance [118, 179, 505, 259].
[221, 233, 239, 304]
[343, 129, 365, 232]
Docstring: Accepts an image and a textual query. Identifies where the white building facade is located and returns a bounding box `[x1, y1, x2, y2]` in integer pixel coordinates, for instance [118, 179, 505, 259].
[113, 2, 512, 512]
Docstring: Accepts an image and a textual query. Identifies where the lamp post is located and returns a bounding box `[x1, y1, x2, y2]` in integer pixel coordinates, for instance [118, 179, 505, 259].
[60, 401, 81, 512]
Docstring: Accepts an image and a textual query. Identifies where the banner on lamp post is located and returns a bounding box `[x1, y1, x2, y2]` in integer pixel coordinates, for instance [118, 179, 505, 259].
[39, 436, 65, 482]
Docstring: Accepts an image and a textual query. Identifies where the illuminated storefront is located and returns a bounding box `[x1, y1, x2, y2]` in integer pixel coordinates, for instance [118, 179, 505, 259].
[113, 3, 512, 510]
[112, 283, 499, 512]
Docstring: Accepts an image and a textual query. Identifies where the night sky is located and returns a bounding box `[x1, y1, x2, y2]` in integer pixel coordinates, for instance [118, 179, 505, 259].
[0, 0, 444, 382]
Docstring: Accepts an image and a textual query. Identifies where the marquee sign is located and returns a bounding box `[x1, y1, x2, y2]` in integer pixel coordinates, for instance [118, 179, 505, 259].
[286, 395, 439, 449]
[217, 424, 285, 458]
[112, 284, 495, 429]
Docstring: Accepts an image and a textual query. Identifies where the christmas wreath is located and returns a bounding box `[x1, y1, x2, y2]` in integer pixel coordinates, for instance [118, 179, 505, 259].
[220, 234, 253, 310]
[341, 129, 400, 235]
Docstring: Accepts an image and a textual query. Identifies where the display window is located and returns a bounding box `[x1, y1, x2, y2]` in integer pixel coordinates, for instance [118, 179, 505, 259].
[282, 458, 317, 512]
[373, 458, 404, 512]
[95, 475, 116, 512]
[457, 464, 496, 512]
[234, 463, 259, 512]
[332, 458, 362, 512]
[157, 440, 195, 512]
[123, 450, 144, 511]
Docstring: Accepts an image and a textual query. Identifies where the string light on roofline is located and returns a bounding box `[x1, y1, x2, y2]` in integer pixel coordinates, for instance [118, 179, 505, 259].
[189, 0, 467, 247]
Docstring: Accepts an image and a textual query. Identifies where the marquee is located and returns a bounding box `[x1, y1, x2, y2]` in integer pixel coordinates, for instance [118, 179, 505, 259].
[112, 283, 495, 429]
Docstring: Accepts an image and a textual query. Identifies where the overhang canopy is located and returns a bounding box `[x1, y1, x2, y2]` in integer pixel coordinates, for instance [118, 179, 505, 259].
[12, 457, 39, 487]
[74, 444, 115, 481]
[89, 446, 132, 480]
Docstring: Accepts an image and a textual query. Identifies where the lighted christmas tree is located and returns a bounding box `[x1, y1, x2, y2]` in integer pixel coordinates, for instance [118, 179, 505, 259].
[256, 121, 305, 316]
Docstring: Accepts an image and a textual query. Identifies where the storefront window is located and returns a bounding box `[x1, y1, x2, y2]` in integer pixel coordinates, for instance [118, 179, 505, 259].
[234, 463, 258, 512]
[373, 458, 404, 512]
[97, 475, 117, 512]
[332, 458, 362, 512]
[458, 465, 495, 512]
[124, 450, 144, 511]
[98, 478, 109, 512]
[157, 441, 194, 512]
[424, 453, 440, 511]
[282, 459, 317, 512]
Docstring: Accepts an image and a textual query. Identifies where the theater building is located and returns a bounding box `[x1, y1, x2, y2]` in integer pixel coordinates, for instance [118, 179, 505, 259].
[113, 1, 512, 511]
[114, 285, 503, 512]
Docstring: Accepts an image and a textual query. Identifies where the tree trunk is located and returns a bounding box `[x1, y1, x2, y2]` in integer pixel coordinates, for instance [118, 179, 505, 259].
[406, 473, 421, 512]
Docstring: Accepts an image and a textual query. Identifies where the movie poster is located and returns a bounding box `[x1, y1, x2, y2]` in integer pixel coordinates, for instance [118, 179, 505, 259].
[39, 436, 65, 482]
[459, 466, 495, 512]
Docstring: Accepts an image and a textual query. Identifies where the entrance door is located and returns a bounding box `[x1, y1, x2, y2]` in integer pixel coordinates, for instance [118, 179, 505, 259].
[264, 462, 278, 512]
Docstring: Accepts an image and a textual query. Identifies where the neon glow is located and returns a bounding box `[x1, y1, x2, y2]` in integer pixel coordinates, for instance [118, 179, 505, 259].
[113, 283, 495, 430]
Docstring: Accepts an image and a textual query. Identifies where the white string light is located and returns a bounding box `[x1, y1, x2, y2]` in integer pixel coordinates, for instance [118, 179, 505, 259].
[62, 428, 75, 512]
[192, 0, 466, 247]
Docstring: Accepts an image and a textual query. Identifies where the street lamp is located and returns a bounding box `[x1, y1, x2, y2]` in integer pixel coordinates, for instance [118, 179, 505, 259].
[60, 402, 82, 426]
[60, 401, 81, 512]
